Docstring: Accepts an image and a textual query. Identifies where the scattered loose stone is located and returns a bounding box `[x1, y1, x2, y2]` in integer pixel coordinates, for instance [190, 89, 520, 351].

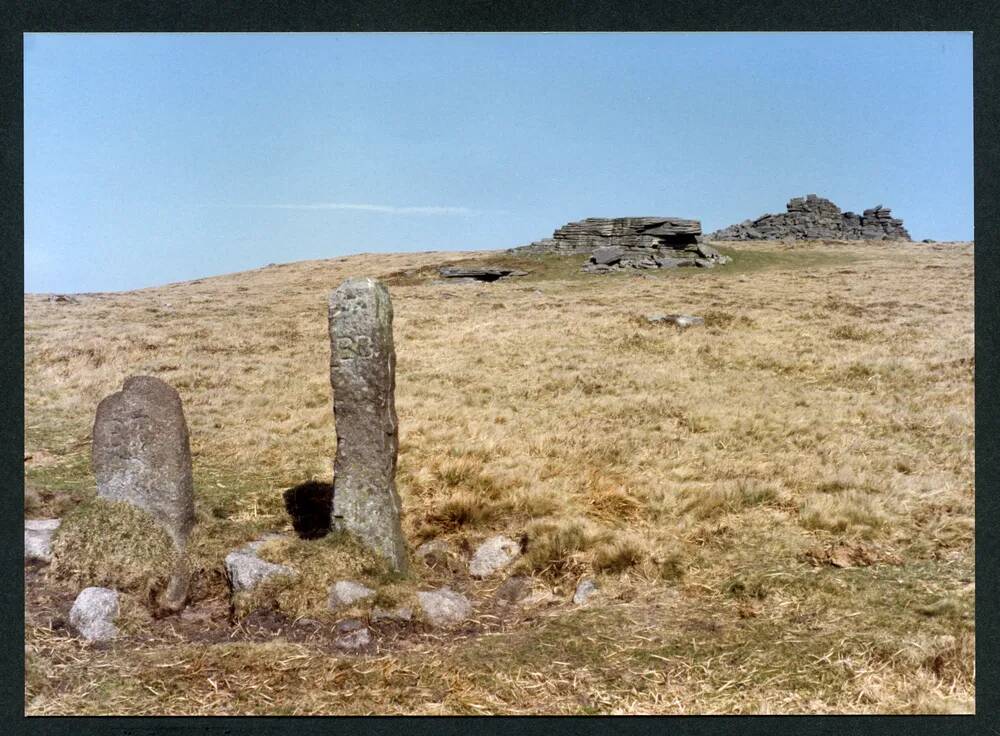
[69, 587, 119, 641]
[645, 313, 705, 328]
[329, 278, 408, 573]
[224, 548, 297, 593]
[334, 618, 372, 650]
[417, 587, 472, 627]
[370, 606, 414, 622]
[415, 539, 462, 571]
[24, 518, 60, 563]
[327, 580, 376, 609]
[469, 535, 521, 578]
[495, 575, 533, 605]
[573, 578, 599, 605]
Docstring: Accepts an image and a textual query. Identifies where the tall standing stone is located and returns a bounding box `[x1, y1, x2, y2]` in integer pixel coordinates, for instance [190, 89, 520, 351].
[329, 278, 408, 573]
[92, 375, 195, 611]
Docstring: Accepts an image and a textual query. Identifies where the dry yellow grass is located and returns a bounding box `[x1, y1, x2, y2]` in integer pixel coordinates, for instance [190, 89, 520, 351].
[24, 240, 974, 714]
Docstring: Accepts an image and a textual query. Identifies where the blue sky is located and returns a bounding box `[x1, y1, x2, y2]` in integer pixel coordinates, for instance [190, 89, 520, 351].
[25, 32, 973, 293]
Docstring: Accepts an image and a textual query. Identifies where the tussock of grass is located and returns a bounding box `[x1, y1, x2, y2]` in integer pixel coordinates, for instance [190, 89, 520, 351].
[680, 480, 782, 520]
[831, 324, 877, 341]
[236, 531, 399, 619]
[591, 536, 644, 573]
[798, 492, 888, 537]
[50, 499, 176, 597]
[514, 517, 604, 577]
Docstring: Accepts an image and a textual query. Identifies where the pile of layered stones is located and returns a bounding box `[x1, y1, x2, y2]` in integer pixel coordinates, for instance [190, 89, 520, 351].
[707, 194, 911, 241]
[514, 217, 730, 272]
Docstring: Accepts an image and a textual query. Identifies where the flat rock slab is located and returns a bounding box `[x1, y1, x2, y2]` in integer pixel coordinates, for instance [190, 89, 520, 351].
[591, 247, 625, 265]
[438, 267, 528, 282]
[469, 535, 521, 578]
[417, 588, 472, 627]
[328, 580, 376, 609]
[25, 518, 60, 563]
[329, 278, 408, 573]
[224, 549, 297, 593]
[69, 587, 119, 641]
[646, 314, 705, 329]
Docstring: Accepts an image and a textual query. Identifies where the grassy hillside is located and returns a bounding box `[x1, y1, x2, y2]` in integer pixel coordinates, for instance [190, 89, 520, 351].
[24, 240, 974, 714]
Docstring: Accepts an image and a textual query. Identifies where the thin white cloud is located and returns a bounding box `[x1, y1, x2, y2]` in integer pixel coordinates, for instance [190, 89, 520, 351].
[214, 202, 491, 215]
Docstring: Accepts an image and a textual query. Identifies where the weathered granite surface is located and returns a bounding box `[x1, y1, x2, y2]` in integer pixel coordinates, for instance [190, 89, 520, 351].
[92, 376, 195, 612]
[512, 216, 729, 272]
[329, 278, 408, 573]
[707, 195, 911, 241]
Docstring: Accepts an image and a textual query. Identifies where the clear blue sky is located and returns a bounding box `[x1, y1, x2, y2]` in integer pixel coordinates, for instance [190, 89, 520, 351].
[25, 32, 973, 293]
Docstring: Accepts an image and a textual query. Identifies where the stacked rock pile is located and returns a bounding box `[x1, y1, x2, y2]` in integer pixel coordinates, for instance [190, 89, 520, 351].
[513, 216, 730, 272]
[707, 194, 910, 241]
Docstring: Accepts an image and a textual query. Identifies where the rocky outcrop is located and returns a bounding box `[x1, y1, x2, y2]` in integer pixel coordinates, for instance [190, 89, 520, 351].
[708, 195, 910, 241]
[513, 216, 729, 271]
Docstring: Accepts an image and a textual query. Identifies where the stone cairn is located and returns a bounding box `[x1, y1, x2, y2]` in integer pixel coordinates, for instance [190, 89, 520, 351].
[707, 194, 911, 241]
[92, 375, 196, 613]
[328, 277, 408, 573]
[514, 216, 730, 272]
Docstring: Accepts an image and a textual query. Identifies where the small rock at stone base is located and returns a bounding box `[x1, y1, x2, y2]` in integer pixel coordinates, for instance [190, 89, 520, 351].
[573, 578, 599, 605]
[69, 587, 119, 641]
[328, 580, 376, 609]
[335, 627, 372, 650]
[694, 258, 715, 268]
[415, 539, 465, 573]
[24, 518, 60, 563]
[469, 535, 521, 578]
[224, 550, 297, 593]
[417, 588, 473, 627]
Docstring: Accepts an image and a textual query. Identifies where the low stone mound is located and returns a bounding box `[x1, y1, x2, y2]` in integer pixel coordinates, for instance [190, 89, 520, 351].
[708, 194, 911, 241]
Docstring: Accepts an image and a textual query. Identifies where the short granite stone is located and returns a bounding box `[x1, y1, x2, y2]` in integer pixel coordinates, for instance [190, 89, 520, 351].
[69, 587, 119, 641]
[328, 580, 376, 609]
[24, 518, 60, 563]
[92, 376, 195, 550]
[573, 578, 599, 605]
[469, 535, 521, 578]
[417, 588, 473, 627]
